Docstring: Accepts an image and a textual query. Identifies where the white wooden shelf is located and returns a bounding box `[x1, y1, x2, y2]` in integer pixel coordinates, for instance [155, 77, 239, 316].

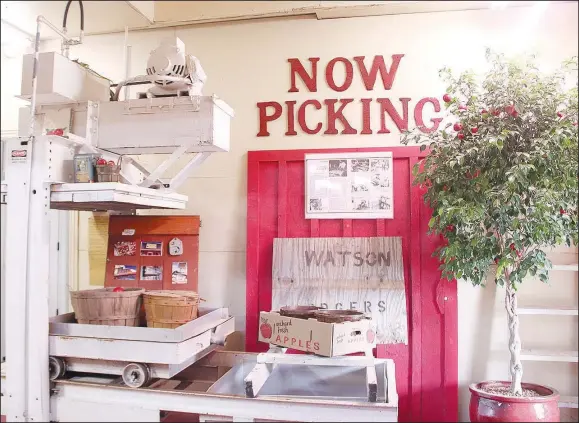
[559, 395, 578, 409]
[518, 306, 579, 316]
[551, 264, 578, 272]
[50, 182, 187, 211]
[520, 349, 578, 362]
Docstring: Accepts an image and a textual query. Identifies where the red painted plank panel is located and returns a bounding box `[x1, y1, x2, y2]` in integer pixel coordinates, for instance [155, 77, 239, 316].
[246, 148, 458, 422]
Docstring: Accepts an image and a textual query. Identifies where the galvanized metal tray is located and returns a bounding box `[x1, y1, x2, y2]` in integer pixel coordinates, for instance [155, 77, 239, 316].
[208, 357, 396, 404]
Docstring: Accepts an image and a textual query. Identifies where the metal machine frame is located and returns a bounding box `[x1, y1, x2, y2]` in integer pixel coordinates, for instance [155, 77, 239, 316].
[1, 14, 398, 423]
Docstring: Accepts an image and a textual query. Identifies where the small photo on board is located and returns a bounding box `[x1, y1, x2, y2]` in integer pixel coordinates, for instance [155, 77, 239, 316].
[140, 241, 163, 256]
[371, 173, 390, 189]
[329, 160, 347, 177]
[113, 241, 137, 257]
[141, 265, 163, 281]
[309, 198, 324, 212]
[370, 158, 390, 173]
[172, 262, 188, 284]
[114, 265, 137, 280]
[351, 183, 369, 193]
[372, 195, 392, 210]
[351, 159, 370, 173]
[352, 198, 370, 211]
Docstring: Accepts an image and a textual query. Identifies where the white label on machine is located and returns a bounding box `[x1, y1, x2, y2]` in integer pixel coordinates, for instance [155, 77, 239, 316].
[122, 229, 136, 236]
[11, 149, 28, 164]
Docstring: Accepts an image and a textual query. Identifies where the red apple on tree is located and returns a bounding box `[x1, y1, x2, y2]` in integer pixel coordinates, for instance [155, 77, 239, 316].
[458, 132, 465, 140]
[453, 123, 463, 131]
[458, 104, 467, 111]
[443, 94, 452, 103]
[471, 127, 478, 134]
[557, 111, 564, 118]
[260, 322, 273, 339]
[560, 208, 567, 215]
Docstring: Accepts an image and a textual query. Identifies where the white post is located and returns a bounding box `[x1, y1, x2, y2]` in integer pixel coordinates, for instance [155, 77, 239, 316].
[4, 137, 51, 421]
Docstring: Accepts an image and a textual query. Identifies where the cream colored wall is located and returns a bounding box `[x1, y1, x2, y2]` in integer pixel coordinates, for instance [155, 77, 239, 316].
[1, 2, 577, 420]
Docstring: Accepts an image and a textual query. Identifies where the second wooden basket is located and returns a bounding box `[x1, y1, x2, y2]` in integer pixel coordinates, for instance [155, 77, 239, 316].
[143, 290, 201, 329]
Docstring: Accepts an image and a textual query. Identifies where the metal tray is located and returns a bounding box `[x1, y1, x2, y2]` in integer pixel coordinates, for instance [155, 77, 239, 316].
[49, 307, 229, 342]
[208, 358, 394, 404]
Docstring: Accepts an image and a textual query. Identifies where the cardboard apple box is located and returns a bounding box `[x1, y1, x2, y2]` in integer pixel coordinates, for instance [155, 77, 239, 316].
[258, 311, 377, 357]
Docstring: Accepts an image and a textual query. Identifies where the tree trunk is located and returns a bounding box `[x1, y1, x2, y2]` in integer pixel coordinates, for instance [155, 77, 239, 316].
[505, 280, 523, 395]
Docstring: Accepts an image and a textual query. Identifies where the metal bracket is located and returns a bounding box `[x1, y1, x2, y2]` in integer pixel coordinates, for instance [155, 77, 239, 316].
[138, 145, 188, 188]
[123, 95, 201, 115]
[167, 152, 211, 191]
[86, 101, 100, 146]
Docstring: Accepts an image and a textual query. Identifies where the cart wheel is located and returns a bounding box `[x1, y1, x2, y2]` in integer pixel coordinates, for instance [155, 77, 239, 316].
[49, 357, 67, 381]
[122, 363, 151, 388]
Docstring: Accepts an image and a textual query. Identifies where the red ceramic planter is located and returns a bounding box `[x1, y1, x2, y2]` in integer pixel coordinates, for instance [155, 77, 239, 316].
[469, 381, 560, 422]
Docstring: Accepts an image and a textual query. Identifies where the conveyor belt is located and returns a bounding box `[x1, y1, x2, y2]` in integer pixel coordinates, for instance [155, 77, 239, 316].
[51, 373, 398, 422]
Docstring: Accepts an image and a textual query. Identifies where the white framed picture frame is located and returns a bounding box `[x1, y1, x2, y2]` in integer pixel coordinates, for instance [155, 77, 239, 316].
[304, 151, 394, 220]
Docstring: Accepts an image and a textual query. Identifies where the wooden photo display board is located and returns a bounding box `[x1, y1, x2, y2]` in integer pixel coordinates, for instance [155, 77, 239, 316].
[272, 236, 408, 345]
[105, 215, 199, 292]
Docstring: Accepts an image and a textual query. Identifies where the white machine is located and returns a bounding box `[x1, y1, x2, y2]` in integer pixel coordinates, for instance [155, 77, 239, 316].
[145, 36, 207, 98]
[0, 11, 398, 423]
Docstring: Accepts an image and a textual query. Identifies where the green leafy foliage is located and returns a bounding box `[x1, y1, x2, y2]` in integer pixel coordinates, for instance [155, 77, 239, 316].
[402, 49, 578, 288]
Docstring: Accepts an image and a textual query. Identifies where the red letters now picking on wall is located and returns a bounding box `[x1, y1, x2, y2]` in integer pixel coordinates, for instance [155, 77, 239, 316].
[257, 55, 443, 137]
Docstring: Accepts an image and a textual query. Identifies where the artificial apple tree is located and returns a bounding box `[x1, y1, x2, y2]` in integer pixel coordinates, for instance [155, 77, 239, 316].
[402, 49, 578, 395]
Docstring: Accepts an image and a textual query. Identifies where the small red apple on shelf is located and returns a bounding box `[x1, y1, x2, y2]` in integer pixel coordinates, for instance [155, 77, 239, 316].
[96, 158, 107, 166]
[471, 127, 478, 134]
[107, 160, 116, 166]
[53, 128, 64, 136]
[260, 322, 273, 339]
[443, 94, 452, 103]
[112, 287, 125, 292]
[453, 123, 463, 131]
[457, 132, 465, 140]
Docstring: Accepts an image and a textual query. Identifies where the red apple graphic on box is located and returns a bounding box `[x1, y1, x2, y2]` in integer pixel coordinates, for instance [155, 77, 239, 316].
[260, 322, 273, 339]
[366, 329, 376, 344]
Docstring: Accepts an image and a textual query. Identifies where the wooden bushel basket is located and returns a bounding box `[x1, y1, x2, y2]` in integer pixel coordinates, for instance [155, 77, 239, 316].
[70, 287, 145, 326]
[143, 290, 201, 329]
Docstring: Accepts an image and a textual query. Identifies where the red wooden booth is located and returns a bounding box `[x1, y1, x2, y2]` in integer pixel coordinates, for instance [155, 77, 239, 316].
[246, 147, 458, 422]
